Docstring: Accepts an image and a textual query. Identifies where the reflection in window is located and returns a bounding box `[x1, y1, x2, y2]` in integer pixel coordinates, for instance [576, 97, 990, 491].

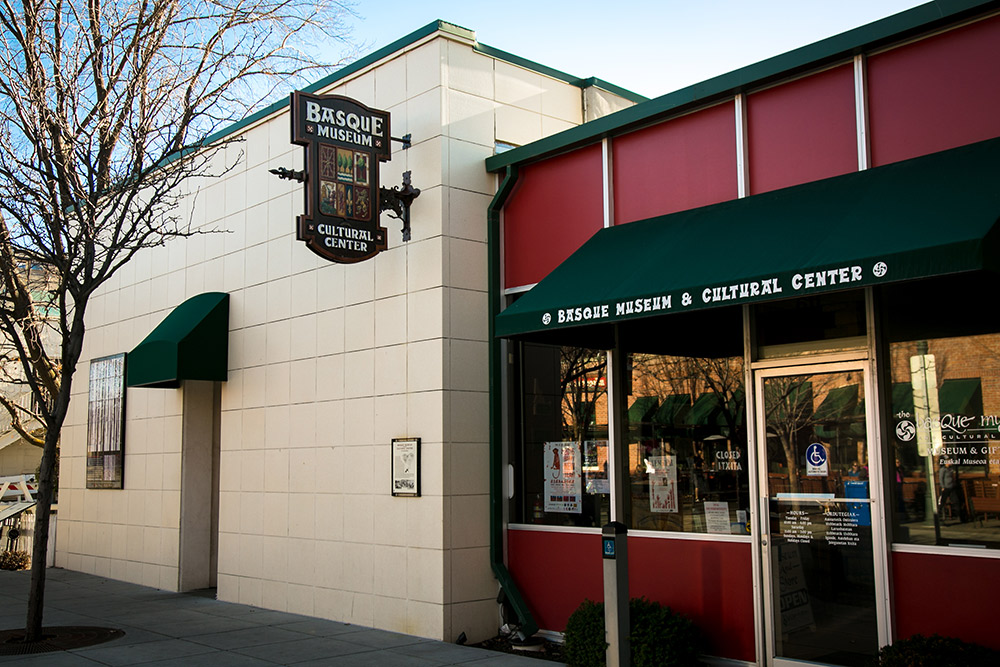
[625, 353, 749, 535]
[511, 343, 610, 527]
[87, 354, 126, 489]
[889, 335, 1000, 549]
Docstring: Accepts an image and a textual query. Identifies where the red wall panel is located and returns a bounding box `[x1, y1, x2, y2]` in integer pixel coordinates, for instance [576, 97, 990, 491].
[507, 529, 756, 662]
[748, 64, 858, 195]
[502, 145, 604, 289]
[507, 529, 605, 632]
[892, 551, 1000, 650]
[612, 102, 737, 225]
[868, 14, 1000, 166]
[628, 536, 756, 663]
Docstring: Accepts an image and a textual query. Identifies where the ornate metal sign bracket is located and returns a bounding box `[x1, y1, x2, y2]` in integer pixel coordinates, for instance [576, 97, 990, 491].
[379, 171, 421, 242]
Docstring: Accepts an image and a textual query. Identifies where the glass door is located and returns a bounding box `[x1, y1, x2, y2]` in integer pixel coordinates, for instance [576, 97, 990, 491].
[756, 363, 885, 666]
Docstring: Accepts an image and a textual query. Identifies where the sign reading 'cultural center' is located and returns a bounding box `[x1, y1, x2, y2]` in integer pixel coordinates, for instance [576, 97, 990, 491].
[291, 92, 392, 263]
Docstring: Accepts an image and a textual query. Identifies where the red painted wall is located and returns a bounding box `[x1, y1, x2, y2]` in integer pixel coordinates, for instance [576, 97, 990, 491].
[892, 551, 1000, 650]
[502, 144, 604, 289]
[748, 64, 858, 195]
[507, 529, 756, 662]
[628, 536, 756, 663]
[612, 102, 737, 225]
[868, 14, 1000, 166]
[507, 529, 605, 632]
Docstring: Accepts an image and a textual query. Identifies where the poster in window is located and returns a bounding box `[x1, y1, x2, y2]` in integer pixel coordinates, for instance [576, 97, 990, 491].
[391, 437, 420, 497]
[648, 454, 678, 513]
[543, 441, 581, 513]
[583, 440, 610, 494]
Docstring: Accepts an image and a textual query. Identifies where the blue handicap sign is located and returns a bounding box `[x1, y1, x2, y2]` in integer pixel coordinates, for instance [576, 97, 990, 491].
[806, 443, 827, 467]
[602, 537, 616, 559]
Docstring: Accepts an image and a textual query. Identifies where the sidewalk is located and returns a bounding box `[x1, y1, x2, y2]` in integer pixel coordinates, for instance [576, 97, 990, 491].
[0, 569, 561, 666]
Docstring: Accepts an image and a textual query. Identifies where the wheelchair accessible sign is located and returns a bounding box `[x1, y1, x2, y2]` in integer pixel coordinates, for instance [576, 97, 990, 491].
[806, 443, 828, 476]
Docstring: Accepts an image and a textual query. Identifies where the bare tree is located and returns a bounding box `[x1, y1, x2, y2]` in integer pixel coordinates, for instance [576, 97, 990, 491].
[0, 0, 358, 641]
[560, 347, 607, 442]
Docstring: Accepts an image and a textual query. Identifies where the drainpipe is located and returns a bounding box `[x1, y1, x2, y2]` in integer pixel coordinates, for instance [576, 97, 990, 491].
[488, 164, 538, 638]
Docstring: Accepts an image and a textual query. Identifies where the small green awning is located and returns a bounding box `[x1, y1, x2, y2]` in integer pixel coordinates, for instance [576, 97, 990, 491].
[627, 396, 660, 425]
[893, 378, 983, 416]
[497, 137, 1000, 339]
[127, 292, 230, 388]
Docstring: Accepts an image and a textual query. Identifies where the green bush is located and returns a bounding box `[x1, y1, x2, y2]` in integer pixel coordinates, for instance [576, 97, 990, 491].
[0, 550, 30, 570]
[874, 633, 1000, 667]
[563, 597, 702, 667]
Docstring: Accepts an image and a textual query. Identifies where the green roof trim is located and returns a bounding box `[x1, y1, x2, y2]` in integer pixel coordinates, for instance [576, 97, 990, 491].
[486, 0, 1000, 173]
[196, 19, 643, 152]
[127, 292, 230, 389]
[495, 136, 1000, 339]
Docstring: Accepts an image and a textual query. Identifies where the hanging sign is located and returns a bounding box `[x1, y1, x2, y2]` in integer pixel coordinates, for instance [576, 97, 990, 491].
[291, 92, 391, 263]
[543, 442, 582, 513]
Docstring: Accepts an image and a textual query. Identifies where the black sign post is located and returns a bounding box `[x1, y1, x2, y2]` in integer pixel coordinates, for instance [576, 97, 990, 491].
[290, 92, 392, 264]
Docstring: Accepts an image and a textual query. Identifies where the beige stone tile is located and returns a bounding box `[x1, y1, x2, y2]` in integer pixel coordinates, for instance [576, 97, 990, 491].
[408, 339, 445, 392]
[266, 236, 293, 282]
[316, 308, 345, 356]
[290, 313, 318, 361]
[448, 139, 493, 195]
[406, 495, 445, 550]
[241, 407, 266, 449]
[375, 53, 407, 110]
[373, 595, 408, 634]
[448, 599, 497, 644]
[495, 104, 543, 147]
[407, 40, 443, 98]
[344, 397, 375, 446]
[449, 442, 489, 496]
[343, 494, 374, 545]
[449, 494, 489, 549]
[344, 348, 375, 399]
[541, 76, 583, 124]
[288, 494, 316, 539]
[289, 447, 317, 492]
[343, 445, 374, 494]
[450, 546, 496, 603]
[287, 583, 315, 616]
[407, 547, 444, 604]
[446, 90, 496, 146]
[264, 362, 290, 406]
[446, 40, 494, 99]
[266, 276, 292, 322]
[263, 449, 289, 493]
[372, 494, 407, 547]
[495, 61, 543, 112]
[289, 403, 318, 449]
[373, 393, 407, 443]
[447, 391, 489, 443]
[542, 114, 577, 138]
[290, 269, 318, 317]
[407, 287, 444, 341]
[315, 493, 345, 543]
[344, 302, 374, 352]
[289, 359, 318, 404]
[262, 492, 289, 536]
[407, 391, 445, 443]
[374, 295, 407, 348]
[343, 543, 374, 593]
[373, 545, 408, 598]
[265, 405, 292, 449]
[448, 237, 487, 290]
[449, 288, 487, 341]
[343, 71, 376, 105]
[344, 258, 375, 305]
[450, 339, 488, 392]
[239, 492, 264, 537]
[261, 535, 288, 574]
[374, 346, 407, 397]
[238, 576, 263, 607]
[446, 188, 490, 243]
[261, 579, 288, 611]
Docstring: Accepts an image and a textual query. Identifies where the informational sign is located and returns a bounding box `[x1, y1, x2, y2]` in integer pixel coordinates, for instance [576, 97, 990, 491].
[584, 440, 610, 494]
[806, 443, 828, 476]
[544, 442, 582, 513]
[291, 92, 391, 263]
[778, 543, 815, 633]
[648, 455, 678, 513]
[704, 501, 732, 534]
[391, 438, 420, 497]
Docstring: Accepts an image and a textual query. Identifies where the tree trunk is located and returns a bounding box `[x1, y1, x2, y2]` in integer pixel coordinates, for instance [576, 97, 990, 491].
[25, 426, 60, 641]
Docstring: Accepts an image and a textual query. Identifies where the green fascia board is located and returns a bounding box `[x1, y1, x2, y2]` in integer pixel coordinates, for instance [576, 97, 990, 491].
[486, 0, 1000, 173]
[127, 292, 230, 388]
[494, 137, 1000, 339]
[472, 44, 647, 103]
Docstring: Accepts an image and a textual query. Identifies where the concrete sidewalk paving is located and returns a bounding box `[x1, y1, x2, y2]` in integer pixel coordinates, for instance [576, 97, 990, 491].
[0, 569, 561, 666]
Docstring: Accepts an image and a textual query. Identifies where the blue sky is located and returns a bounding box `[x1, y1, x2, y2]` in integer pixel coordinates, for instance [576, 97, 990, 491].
[347, 1, 927, 98]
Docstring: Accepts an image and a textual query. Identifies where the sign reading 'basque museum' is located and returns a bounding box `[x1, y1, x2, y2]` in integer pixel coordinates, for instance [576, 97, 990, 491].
[291, 92, 391, 263]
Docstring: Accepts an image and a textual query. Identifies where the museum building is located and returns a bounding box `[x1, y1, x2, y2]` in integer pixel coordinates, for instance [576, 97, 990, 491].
[487, 0, 1000, 664]
[53, 19, 638, 645]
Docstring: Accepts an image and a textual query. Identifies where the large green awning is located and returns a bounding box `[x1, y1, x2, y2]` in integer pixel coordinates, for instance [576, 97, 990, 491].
[127, 292, 230, 388]
[496, 137, 1000, 339]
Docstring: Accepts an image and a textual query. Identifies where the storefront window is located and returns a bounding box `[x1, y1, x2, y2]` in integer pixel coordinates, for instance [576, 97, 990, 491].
[885, 277, 1000, 549]
[510, 343, 610, 527]
[625, 352, 749, 535]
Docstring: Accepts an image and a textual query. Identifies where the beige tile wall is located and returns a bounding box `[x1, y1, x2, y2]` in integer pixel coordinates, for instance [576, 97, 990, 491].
[56, 24, 634, 643]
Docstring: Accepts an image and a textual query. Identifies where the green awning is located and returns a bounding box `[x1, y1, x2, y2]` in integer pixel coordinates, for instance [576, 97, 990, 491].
[652, 394, 692, 426]
[627, 396, 660, 424]
[127, 292, 230, 388]
[496, 137, 1000, 339]
[892, 378, 983, 416]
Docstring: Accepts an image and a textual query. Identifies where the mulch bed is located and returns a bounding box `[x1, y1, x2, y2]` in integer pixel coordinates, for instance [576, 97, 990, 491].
[473, 634, 565, 662]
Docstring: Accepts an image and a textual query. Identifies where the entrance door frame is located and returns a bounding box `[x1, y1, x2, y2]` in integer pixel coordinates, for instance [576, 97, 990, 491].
[749, 353, 892, 666]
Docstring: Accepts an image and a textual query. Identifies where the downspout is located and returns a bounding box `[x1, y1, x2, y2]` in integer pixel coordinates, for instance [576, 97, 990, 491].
[488, 164, 538, 637]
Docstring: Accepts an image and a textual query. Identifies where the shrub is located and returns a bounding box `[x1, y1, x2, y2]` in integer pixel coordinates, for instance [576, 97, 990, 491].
[563, 597, 703, 667]
[874, 633, 1000, 667]
[0, 550, 30, 571]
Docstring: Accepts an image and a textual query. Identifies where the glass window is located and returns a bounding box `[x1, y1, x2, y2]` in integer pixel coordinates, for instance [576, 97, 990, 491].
[885, 276, 1000, 549]
[87, 354, 126, 489]
[756, 290, 867, 358]
[510, 343, 610, 527]
[625, 352, 749, 535]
